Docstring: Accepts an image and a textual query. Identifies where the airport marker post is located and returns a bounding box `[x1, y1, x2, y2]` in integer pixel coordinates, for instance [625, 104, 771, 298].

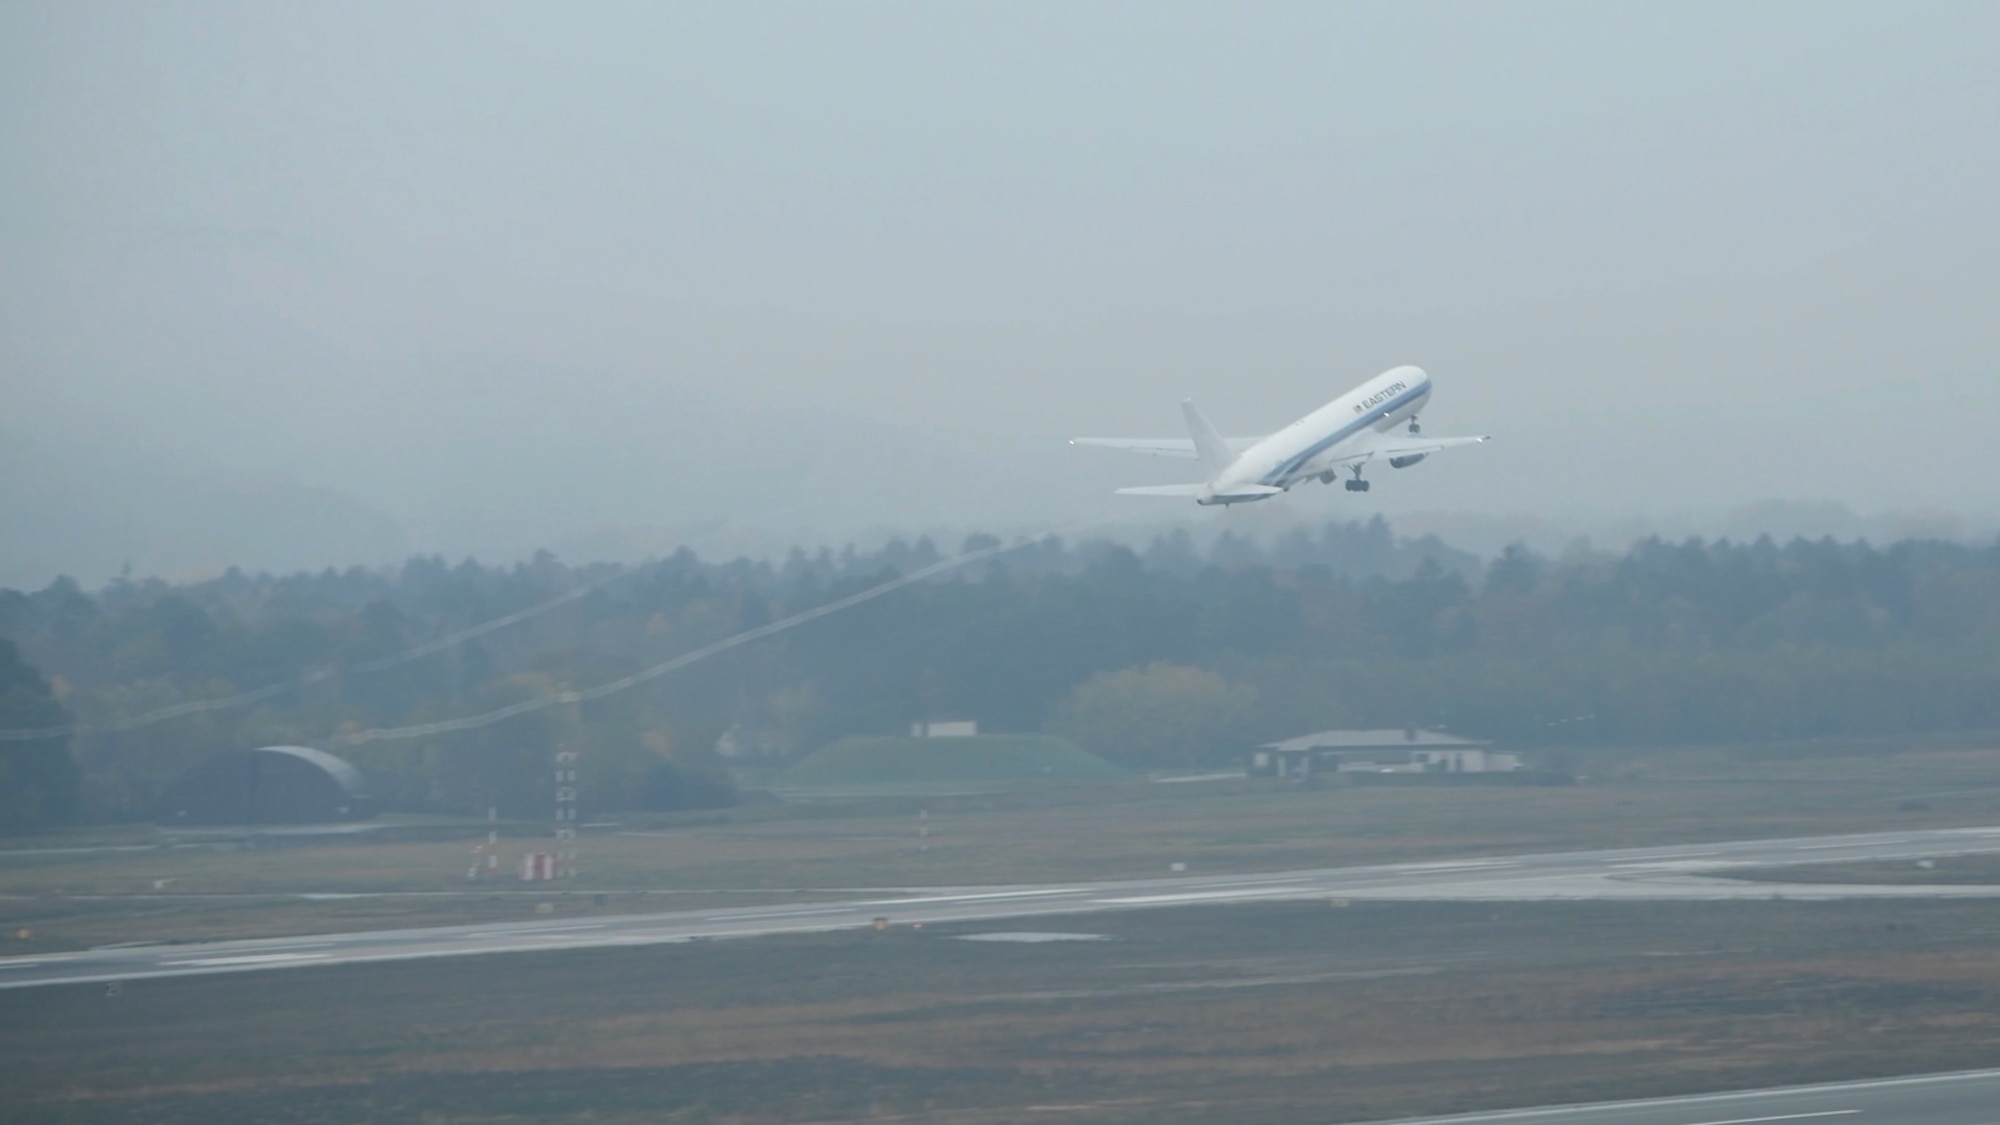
[554, 747, 580, 879]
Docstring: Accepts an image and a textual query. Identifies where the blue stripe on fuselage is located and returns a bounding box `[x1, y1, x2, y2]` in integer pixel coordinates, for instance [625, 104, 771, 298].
[1258, 384, 1430, 486]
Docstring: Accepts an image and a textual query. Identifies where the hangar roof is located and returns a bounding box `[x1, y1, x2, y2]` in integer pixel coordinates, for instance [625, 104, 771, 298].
[253, 745, 371, 797]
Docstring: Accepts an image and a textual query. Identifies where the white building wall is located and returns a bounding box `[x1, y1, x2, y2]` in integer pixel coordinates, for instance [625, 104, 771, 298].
[911, 720, 979, 738]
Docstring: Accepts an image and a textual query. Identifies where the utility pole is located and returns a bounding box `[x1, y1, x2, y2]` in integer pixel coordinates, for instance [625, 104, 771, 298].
[554, 747, 580, 880]
[468, 806, 499, 880]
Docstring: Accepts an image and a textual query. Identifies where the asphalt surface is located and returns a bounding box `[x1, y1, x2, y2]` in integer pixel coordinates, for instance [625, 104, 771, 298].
[1366, 1067, 2000, 1125]
[7, 825, 2000, 991]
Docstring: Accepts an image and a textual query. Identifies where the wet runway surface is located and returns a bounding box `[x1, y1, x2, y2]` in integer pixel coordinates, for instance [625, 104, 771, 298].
[1366, 1067, 2000, 1125]
[8, 825, 2000, 991]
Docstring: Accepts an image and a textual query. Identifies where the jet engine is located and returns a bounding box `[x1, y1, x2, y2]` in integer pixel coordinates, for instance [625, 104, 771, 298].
[1388, 453, 1427, 469]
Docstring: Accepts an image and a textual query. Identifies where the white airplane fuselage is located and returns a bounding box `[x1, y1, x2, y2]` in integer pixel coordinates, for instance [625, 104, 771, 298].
[1073, 365, 1486, 506]
[1207, 366, 1433, 503]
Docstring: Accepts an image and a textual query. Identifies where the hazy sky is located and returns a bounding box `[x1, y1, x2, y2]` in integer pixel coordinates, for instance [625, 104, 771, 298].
[4, 2, 1998, 582]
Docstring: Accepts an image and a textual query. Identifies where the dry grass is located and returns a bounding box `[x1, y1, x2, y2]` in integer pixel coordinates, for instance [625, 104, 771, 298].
[10, 899, 2000, 1123]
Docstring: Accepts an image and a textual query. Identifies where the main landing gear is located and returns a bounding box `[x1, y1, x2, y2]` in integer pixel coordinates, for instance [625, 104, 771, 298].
[1344, 466, 1370, 493]
[1407, 415, 1421, 435]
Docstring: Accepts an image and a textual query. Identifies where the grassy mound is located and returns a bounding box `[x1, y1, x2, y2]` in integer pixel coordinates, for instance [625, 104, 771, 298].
[776, 735, 1124, 793]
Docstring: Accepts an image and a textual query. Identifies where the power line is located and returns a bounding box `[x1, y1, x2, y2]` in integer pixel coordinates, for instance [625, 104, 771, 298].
[0, 534, 1050, 746]
[0, 576, 602, 743]
[325, 535, 1048, 748]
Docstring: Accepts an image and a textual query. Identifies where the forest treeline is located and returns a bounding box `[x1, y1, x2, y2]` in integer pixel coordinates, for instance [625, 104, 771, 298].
[4, 516, 2000, 829]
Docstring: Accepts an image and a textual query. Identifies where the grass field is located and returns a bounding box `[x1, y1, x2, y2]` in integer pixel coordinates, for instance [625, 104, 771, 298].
[773, 733, 1123, 794]
[9, 898, 2000, 1123]
[6, 738, 2000, 952]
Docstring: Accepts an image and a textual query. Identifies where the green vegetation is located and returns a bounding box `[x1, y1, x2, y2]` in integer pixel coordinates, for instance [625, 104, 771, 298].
[1050, 662, 1257, 767]
[775, 734, 1121, 793]
[5, 520, 2000, 827]
[0, 638, 77, 832]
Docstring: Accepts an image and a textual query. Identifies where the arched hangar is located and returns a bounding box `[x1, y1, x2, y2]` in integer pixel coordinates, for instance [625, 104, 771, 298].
[157, 745, 375, 825]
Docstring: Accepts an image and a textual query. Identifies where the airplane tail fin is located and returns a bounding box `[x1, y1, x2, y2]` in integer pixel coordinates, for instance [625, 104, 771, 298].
[1180, 399, 1235, 478]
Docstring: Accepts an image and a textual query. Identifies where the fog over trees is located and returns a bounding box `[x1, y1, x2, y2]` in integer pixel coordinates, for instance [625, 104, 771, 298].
[8, 6, 2000, 591]
[4, 518, 2000, 831]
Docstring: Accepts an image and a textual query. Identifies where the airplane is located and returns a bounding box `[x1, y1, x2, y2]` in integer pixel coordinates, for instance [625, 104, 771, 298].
[1071, 365, 1488, 506]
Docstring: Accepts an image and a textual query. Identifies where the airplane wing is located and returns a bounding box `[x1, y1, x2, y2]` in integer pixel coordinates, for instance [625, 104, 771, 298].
[1323, 434, 1491, 467]
[1070, 436, 1265, 460]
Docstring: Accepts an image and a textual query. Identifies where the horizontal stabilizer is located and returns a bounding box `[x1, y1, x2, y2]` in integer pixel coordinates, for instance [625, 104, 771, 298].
[1071, 436, 1265, 460]
[1113, 483, 1285, 501]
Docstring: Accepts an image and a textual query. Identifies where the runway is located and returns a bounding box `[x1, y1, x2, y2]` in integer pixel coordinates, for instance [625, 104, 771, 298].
[7, 825, 2000, 991]
[1366, 1067, 2000, 1125]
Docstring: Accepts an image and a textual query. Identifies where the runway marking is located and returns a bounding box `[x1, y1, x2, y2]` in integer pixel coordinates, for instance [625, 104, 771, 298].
[1795, 842, 1868, 850]
[1613, 860, 1733, 869]
[864, 888, 1085, 907]
[1387, 861, 1519, 872]
[1097, 886, 1315, 905]
[1664, 1104, 1848, 1112]
[460, 924, 606, 938]
[700, 907, 861, 922]
[160, 953, 331, 967]
[1375, 1071, 2000, 1123]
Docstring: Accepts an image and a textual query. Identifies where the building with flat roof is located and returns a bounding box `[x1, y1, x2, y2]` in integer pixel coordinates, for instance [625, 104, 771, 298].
[1250, 728, 1517, 780]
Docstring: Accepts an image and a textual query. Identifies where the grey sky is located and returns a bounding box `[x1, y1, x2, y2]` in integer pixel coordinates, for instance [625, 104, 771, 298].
[4, 2, 1997, 583]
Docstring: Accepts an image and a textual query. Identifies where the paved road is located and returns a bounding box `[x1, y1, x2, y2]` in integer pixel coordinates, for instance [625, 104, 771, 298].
[1366, 1067, 2000, 1125]
[7, 825, 2000, 991]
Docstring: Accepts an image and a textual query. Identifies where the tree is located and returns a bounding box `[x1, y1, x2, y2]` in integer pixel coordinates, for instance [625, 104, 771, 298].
[1050, 663, 1258, 768]
[0, 638, 81, 831]
[626, 759, 739, 812]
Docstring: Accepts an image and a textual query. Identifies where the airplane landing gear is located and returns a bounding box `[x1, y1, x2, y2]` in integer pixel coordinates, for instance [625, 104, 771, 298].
[1407, 415, 1422, 435]
[1344, 466, 1370, 492]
